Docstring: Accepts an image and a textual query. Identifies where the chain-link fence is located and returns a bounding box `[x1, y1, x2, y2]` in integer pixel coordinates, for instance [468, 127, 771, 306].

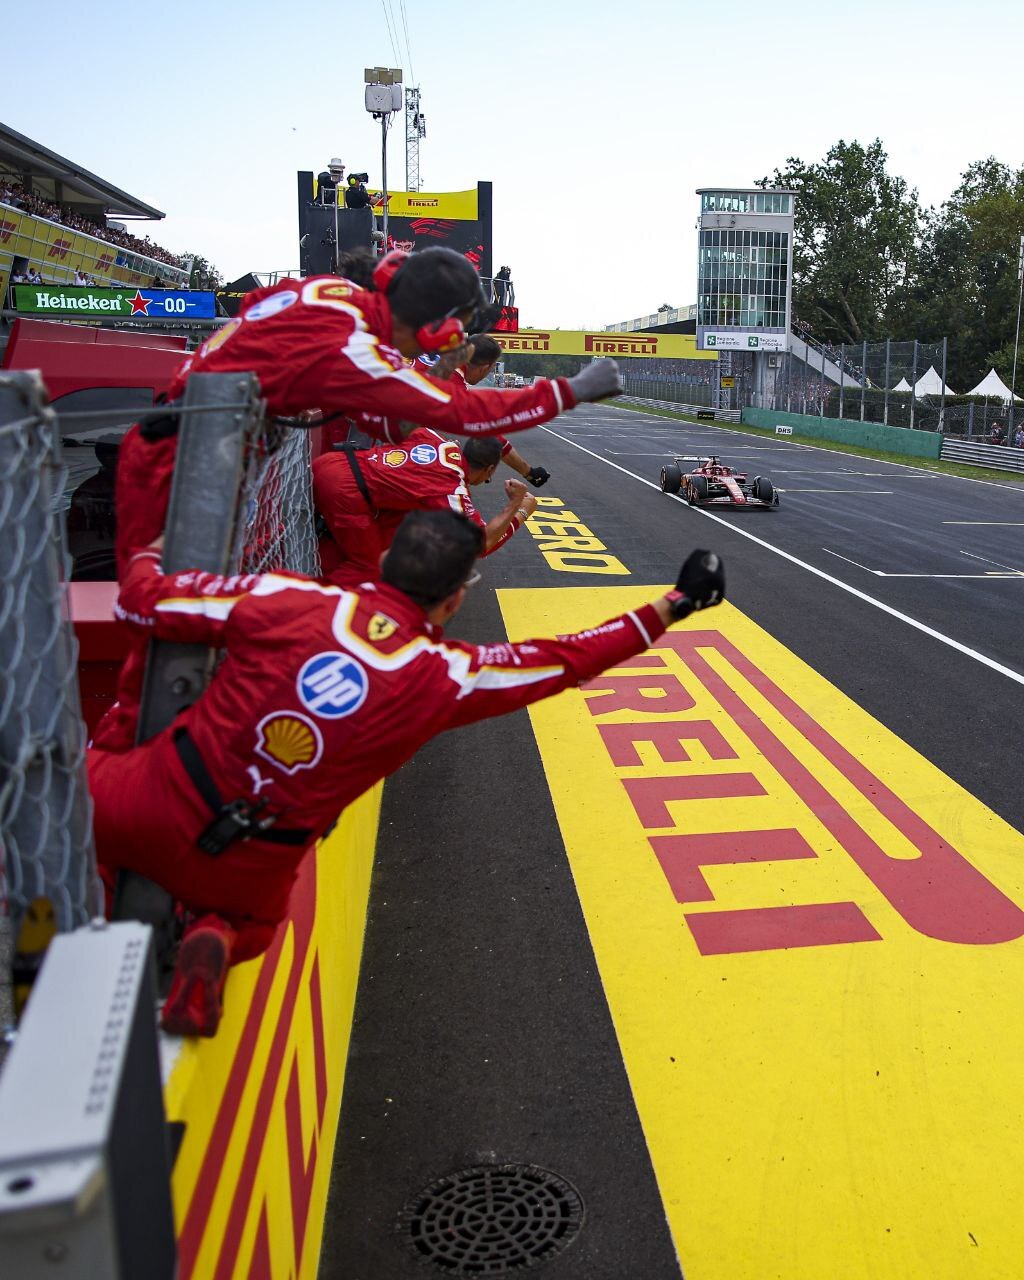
[0, 373, 102, 956]
[236, 425, 320, 577]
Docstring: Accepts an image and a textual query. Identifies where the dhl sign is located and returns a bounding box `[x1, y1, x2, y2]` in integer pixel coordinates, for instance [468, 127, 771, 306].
[490, 330, 716, 361]
[498, 587, 1024, 1279]
[166, 783, 382, 1279]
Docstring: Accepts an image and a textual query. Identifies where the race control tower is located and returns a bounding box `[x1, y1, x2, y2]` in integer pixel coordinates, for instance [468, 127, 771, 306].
[696, 187, 795, 407]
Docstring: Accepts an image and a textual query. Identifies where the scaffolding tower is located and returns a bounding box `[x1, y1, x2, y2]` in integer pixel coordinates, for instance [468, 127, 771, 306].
[405, 87, 425, 192]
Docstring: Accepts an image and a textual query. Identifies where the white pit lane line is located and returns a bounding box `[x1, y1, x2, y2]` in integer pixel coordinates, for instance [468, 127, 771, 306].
[541, 423, 1024, 688]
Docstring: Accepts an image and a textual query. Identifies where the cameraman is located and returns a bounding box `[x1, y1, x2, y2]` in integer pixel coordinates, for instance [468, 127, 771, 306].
[345, 172, 371, 209]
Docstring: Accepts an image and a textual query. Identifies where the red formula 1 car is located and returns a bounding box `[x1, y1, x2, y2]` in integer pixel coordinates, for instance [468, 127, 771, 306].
[659, 454, 780, 509]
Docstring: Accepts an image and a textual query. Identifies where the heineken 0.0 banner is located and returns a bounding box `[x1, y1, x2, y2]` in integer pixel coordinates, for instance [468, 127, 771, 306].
[12, 285, 217, 320]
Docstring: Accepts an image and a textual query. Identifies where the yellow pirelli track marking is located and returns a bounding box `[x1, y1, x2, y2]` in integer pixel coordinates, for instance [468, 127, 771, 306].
[498, 587, 1024, 1280]
[166, 784, 382, 1280]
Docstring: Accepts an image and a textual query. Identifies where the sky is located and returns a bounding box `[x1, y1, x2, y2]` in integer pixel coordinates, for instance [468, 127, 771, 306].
[5, 0, 1023, 329]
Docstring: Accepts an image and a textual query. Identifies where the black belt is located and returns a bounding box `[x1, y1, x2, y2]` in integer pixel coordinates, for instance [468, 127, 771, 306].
[334, 440, 374, 509]
[173, 727, 313, 854]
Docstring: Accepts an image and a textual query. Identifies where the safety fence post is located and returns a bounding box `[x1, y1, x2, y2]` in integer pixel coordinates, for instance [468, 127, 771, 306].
[113, 373, 265, 959]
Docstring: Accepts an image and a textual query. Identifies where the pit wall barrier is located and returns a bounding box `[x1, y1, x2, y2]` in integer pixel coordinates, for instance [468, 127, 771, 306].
[70, 592, 380, 1280]
[164, 785, 382, 1280]
[741, 406, 943, 459]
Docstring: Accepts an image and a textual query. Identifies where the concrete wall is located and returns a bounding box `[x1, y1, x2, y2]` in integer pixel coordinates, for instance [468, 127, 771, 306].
[742, 406, 943, 460]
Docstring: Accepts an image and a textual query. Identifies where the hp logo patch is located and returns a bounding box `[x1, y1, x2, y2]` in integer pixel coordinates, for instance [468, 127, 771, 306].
[297, 652, 369, 719]
[245, 290, 297, 322]
[409, 443, 438, 465]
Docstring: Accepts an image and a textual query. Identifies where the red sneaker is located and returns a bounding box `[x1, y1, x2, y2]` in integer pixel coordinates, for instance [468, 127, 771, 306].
[160, 915, 236, 1037]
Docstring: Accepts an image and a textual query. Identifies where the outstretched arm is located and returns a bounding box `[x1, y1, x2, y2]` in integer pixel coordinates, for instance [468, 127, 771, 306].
[441, 550, 726, 728]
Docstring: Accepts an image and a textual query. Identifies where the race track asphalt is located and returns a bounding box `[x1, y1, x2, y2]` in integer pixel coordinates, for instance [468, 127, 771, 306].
[318, 404, 1024, 1279]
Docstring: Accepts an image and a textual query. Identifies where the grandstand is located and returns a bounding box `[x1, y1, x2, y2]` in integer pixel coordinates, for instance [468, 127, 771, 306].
[0, 123, 190, 303]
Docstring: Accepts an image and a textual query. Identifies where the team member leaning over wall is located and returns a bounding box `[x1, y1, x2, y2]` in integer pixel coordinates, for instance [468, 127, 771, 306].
[454, 334, 551, 487]
[95, 248, 621, 752]
[116, 248, 615, 577]
[313, 428, 537, 583]
[89, 511, 725, 1037]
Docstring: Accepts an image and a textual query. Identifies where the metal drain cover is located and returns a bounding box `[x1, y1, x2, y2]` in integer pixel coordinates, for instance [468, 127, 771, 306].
[397, 1162, 584, 1273]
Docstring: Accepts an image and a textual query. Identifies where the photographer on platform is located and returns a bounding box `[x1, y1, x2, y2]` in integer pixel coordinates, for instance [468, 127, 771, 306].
[345, 172, 372, 209]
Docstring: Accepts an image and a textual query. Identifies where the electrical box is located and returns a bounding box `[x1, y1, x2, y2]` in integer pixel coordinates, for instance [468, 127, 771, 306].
[365, 83, 403, 114]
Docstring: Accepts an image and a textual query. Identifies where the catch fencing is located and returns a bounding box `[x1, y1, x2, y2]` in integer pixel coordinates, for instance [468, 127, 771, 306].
[0, 372, 102, 948]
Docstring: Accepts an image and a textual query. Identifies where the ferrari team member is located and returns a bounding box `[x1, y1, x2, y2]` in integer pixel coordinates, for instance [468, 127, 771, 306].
[312, 428, 536, 582]
[456, 334, 551, 487]
[115, 247, 618, 578]
[89, 511, 726, 1035]
[96, 249, 619, 751]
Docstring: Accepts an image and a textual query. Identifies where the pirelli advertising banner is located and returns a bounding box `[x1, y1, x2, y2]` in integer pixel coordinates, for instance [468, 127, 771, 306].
[367, 188, 478, 220]
[492, 330, 717, 361]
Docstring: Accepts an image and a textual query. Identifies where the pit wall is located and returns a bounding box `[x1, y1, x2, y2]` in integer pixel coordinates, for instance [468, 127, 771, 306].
[741, 406, 943, 459]
[71, 575, 379, 1280]
[163, 785, 382, 1280]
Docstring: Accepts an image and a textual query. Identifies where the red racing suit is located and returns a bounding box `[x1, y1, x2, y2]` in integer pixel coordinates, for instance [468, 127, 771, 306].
[312, 426, 521, 581]
[115, 277, 574, 573]
[332, 365, 516, 457]
[88, 553, 666, 958]
[101, 276, 574, 749]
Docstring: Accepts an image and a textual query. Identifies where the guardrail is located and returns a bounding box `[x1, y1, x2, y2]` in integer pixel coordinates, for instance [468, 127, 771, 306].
[618, 396, 742, 423]
[940, 437, 1024, 474]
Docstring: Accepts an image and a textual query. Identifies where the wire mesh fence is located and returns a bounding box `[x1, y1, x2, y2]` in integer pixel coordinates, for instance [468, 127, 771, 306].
[236, 424, 321, 577]
[0, 373, 102, 951]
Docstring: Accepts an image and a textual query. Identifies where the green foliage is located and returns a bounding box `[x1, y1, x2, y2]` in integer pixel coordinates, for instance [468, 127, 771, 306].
[185, 254, 224, 290]
[760, 139, 921, 346]
[777, 144, 1024, 393]
[897, 158, 1024, 390]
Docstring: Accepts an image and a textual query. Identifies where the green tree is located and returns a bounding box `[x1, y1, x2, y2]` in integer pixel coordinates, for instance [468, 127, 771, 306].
[759, 139, 921, 345]
[185, 254, 224, 290]
[901, 159, 1024, 391]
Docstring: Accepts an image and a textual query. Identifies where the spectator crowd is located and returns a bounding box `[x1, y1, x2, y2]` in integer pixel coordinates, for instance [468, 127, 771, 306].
[1, 177, 189, 271]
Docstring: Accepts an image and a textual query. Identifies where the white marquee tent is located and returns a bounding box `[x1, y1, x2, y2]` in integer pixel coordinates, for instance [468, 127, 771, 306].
[891, 377, 912, 392]
[913, 365, 956, 396]
[966, 368, 1021, 402]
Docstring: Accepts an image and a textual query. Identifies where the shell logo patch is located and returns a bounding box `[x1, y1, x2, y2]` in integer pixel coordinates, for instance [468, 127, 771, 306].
[383, 449, 408, 468]
[244, 290, 298, 321]
[255, 711, 324, 774]
[368, 612, 398, 642]
[316, 282, 353, 300]
[410, 444, 439, 465]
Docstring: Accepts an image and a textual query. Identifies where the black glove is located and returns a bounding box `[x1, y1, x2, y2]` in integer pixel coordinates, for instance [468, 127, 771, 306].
[670, 549, 725, 619]
[526, 466, 550, 487]
[567, 359, 623, 403]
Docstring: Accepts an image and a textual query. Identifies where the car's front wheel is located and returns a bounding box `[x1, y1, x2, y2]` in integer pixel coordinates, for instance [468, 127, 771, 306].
[688, 475, 709, 504]
[660, 463, 682, 494]
[753, 476, 775, 504]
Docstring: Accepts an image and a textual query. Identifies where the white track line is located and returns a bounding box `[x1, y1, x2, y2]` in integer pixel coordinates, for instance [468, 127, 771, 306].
[541, 423, 1024, 687]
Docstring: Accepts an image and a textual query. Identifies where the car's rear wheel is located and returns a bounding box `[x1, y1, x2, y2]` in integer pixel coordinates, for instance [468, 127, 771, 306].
[660, 463, 682, 494]
[753, 476, 775, 504]
[688, 475, 709, 504]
